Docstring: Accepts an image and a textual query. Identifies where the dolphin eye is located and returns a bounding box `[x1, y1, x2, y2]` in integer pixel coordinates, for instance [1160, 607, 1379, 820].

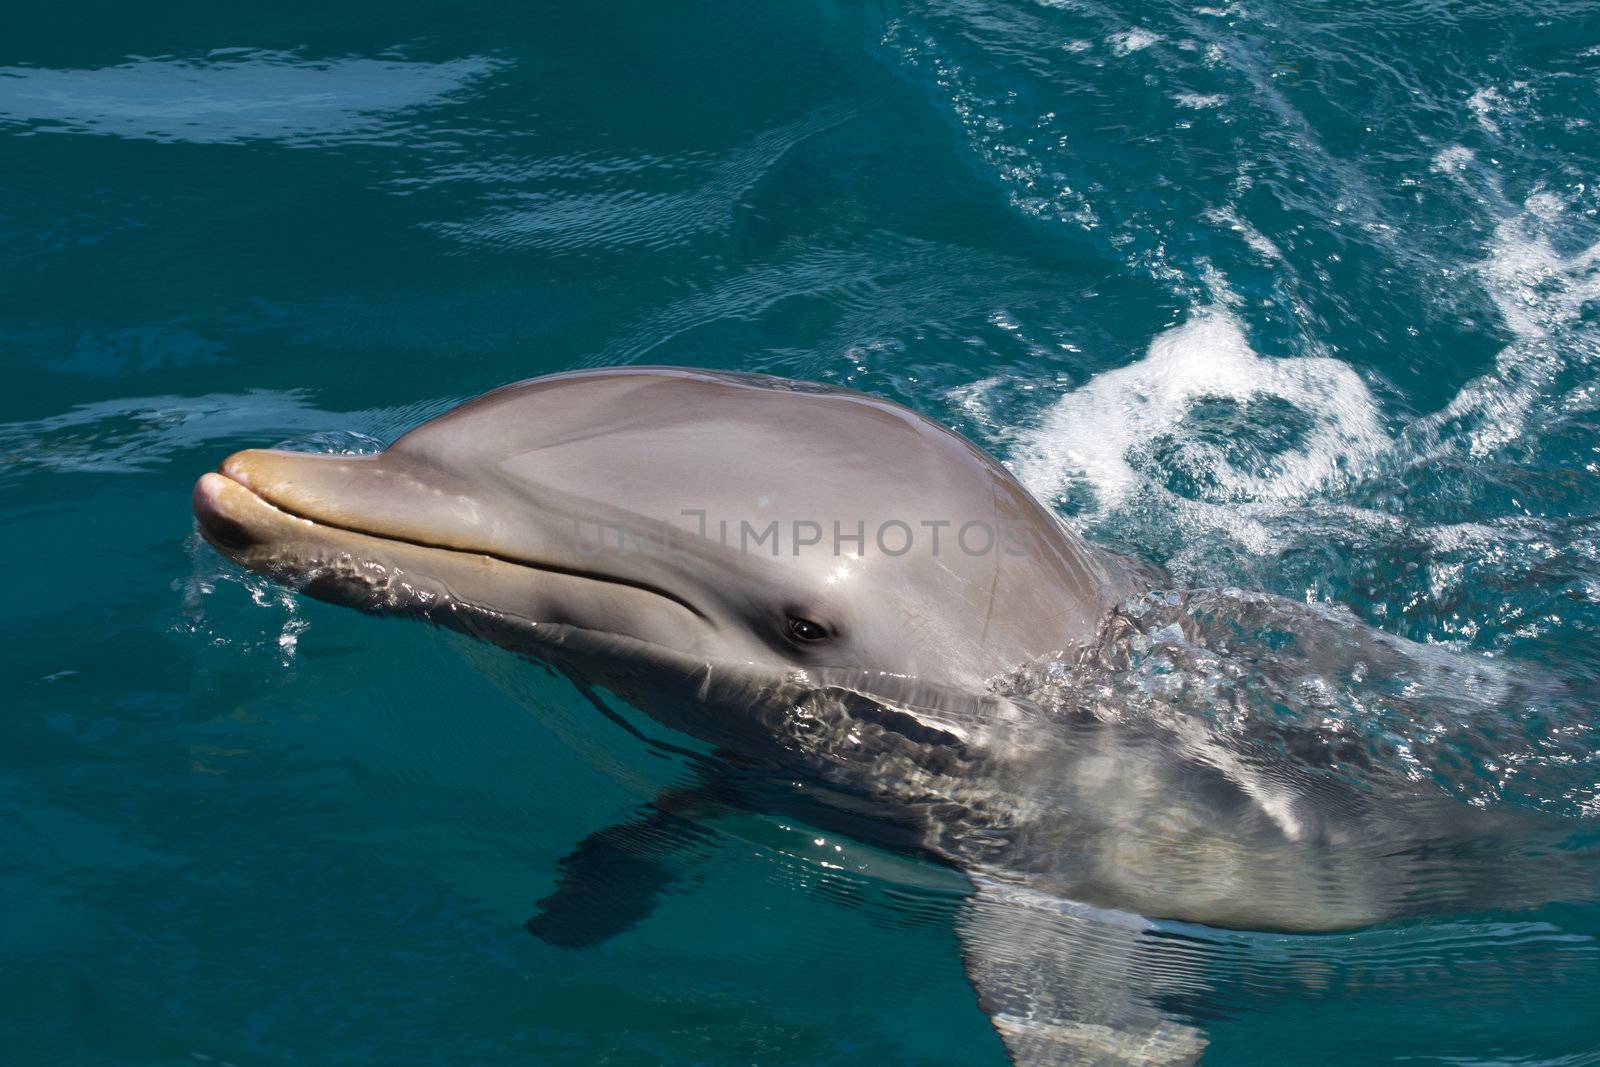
[786, 616, 828, 642]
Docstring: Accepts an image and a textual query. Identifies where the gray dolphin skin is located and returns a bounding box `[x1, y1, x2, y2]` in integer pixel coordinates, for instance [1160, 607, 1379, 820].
[193, 367, 1588, 1065]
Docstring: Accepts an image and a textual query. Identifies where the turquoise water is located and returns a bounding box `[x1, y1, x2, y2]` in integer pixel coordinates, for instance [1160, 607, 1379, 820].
[5, 0, 1600, 1062]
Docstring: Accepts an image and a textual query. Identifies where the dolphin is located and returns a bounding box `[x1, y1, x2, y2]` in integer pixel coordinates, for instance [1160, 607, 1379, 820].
[193, 367, 1591, 1065]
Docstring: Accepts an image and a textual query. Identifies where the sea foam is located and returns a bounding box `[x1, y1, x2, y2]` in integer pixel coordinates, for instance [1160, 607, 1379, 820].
[1013, 306, 1389, 515]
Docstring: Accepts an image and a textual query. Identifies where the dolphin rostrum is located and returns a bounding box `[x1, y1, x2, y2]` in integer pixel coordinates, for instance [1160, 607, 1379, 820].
[193, 367, 1592, 1064]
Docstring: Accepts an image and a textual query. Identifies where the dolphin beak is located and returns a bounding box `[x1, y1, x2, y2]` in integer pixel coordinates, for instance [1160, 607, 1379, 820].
[195, 449, 365, 556]
[192, 447, 466, 582]
[192, 447, 515, 630]
[194, 448, 484, 555]
[191, 448, 717, 652]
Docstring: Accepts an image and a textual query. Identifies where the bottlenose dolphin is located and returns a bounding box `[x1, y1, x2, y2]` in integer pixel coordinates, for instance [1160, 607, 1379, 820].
[193, 367, 1590, 1065]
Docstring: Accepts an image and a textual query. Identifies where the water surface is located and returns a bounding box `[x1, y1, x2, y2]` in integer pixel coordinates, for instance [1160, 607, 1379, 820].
[4, 0, 1599, 1062]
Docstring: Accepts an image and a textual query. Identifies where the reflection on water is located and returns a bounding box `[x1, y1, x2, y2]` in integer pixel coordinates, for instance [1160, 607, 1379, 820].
[423, 111, 851, 254]
[0, 390, 455, 479]
[0, 49, 498, 144]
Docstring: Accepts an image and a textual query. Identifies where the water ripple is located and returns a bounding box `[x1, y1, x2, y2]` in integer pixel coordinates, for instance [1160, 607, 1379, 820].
[0, 49, 501, 145]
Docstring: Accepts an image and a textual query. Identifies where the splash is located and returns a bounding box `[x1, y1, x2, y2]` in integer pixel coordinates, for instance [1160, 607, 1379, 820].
[176, 530, 307, 667]
[1013, 305, 1390, 518]
[174, 428, 388, 663]
[999, 587, 1600, 818]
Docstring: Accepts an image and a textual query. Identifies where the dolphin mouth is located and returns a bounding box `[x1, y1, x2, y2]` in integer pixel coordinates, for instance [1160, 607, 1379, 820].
[192, 471, 263, 553]
[192, 452, 708, 624]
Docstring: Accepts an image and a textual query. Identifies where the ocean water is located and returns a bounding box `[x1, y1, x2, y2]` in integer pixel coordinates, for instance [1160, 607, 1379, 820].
[4, 0, 1600, 1062]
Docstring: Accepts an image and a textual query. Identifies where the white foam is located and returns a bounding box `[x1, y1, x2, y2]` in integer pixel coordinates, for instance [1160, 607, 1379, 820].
[1525, 190, 1566, 220]
[1203, 206, 1283, 262]
[1478, 195, 1598, 338]
[1013, 306, 1390, 514]
[1108, 29, 1161, 56]
[1430, 145, 1475, 174]
[1465, 82, 1530, 138]
[1173, 92, 1226, 110]
[1417, 192, 1600, 458]
[1467, 87, 1504, 134]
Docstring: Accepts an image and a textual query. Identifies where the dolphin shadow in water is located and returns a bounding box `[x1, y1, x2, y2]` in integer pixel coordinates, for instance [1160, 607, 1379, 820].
[525, 799, 712, 949]
[525, 673, 960, 949]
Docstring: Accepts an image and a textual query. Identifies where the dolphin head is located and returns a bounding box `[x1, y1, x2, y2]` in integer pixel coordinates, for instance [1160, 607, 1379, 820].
[194, 368, 1134, 754]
